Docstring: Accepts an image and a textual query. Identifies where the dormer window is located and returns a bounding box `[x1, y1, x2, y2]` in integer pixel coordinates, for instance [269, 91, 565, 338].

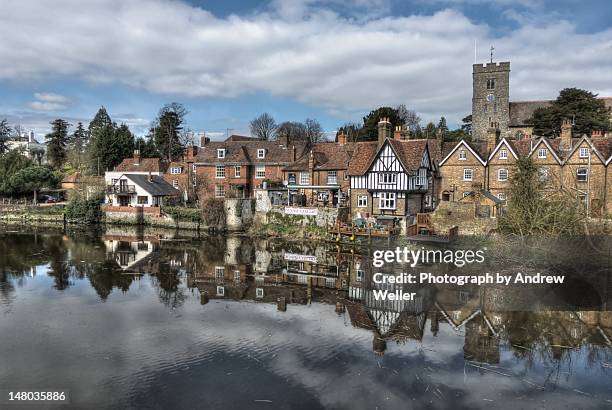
[217, 149, 225, 159]
[257, 149, 265, 159]
[170, 167, 182, 174]
[459, 150, 467, 160]
[538, 148, 547, 158]
[499, 149, 508, 159]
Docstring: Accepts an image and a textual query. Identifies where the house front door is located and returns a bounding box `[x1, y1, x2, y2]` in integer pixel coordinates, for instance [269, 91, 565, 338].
[119, 196, 129, 206]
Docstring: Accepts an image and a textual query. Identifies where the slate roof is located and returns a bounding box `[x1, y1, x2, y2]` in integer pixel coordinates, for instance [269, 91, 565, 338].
[124, 174, 180, 196]
[115, 157, 165, 173]
[509, 97, 612, 127]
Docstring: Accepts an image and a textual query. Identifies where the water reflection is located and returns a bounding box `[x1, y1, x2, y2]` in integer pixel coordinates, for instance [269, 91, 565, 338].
[0, 226, 611, 408]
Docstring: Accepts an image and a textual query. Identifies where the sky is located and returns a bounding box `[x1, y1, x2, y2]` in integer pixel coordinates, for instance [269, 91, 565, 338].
[0, 0, 611, 140]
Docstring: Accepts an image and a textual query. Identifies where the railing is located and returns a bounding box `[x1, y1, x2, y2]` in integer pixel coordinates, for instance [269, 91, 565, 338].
[107, 185, 135, 194]
[416, 213, 431, 226]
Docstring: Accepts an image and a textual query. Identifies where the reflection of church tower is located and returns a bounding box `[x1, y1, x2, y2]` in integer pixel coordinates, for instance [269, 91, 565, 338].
[472, 61, 510, 140]
[463, 316, 500, 364]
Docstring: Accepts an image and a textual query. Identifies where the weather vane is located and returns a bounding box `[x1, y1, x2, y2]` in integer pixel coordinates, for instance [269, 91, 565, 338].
[490, 45, 495, 63]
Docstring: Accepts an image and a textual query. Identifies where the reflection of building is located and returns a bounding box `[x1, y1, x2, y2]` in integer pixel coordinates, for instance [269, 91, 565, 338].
[104, 237, 157, 272]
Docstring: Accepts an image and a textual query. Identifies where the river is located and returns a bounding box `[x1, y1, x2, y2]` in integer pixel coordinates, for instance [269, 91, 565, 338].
[0, 226, 611, 409]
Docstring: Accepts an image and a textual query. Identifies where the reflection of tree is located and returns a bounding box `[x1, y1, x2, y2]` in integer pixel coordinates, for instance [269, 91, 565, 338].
[152, 272, 185, 309]
[87, 261, 134, 300]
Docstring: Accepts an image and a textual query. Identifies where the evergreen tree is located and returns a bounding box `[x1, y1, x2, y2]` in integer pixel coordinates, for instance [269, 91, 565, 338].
[8, 165, 56, 204]
[461, 114, 472, 136]
[136, 137, 160, 158]
[423, 122, 437, 138]
[90, 122, 134, 173]
[530, 88, 612, 137]
[45, 119, 70, 168]
[0, 119, 11, 154]
[153, 102, 187, 161]
[359, 106, 406, 141]
[436, 117, 449, 139]
[88, 106, 112, 134]
[67, 122, 88, 170]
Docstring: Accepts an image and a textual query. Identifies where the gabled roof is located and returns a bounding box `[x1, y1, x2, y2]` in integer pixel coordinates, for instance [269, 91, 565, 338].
[591, 137, 612, 164]
[196, 140, 309, 165]
[114, 157, 165, 173]
[439, 140, 487, 166]
[526, 137, 563, 164]
[118, 174, 180, 196]
[564, 135, 608, 163]
[488, 138, 518, 161]
[283, 142, 356, 172]
[347, 139, 432, 176]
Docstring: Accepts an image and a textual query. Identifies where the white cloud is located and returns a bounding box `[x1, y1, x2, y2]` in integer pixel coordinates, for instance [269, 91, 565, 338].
[1, 0, 611, 124]
[29, 92, 70, 111]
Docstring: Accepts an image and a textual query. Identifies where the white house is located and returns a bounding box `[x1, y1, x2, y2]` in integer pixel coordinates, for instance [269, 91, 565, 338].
[106, 173, 179, 207]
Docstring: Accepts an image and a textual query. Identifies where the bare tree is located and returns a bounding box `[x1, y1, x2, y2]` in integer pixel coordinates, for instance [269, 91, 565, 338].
[396, 104, 421, 132]
[304, 118, 326, 143]
[249, 113, 277, 140]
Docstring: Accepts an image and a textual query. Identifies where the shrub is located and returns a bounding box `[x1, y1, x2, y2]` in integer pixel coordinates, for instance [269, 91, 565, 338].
[201, 198, 226, 228]
[65, 195, 103, 224]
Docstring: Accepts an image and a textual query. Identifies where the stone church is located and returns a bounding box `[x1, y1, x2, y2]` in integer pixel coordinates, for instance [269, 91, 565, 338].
[471, 61, 612, 140]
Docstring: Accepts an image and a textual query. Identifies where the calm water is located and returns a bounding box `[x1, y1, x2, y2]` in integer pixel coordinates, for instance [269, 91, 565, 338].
[0, 226, 611, 409]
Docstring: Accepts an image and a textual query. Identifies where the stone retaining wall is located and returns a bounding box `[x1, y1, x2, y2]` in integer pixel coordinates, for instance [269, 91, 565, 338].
[430, 201, 497, 236]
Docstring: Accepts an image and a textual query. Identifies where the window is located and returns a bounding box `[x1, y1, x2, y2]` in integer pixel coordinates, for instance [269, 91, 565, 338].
[538, 148, 547, 158]
[255, 165, 265, 179]
[170, 167, 182, 174]
[576, 168, 588, 182]
[234, 166, 241, 178]
[216, 286, 225, 297]
[459, 150, 467, 160]
[137, 196, 148, 204]
[578, 194, 587, 209]
[215, 185, 225, 198]
[217, 149, 225, 159]
[357, 195, 368, 208]
[497, 192, 506, 201]
[192, 164, 197, 172]
[463, 192, 471, 198]
[234, 270, 240, 281]
[499, 149, 508, 159]
[379, 192, 396, 210]
[215, 266, 224, 279]
[256, 288, 264, 298]
[579, 147, 589, 158]
[257, 149, 265, 159]
[378, 173, 397, 184]
[172, 180, 179, 188]
[327, 171, 337, 185]
[216, 165, 225, 178]
[486, 78, 495, 90]
[356, 270, 364, 282]
[300, 171, 309, 185]
[498, 169, 508, 181]
[463, 169, 473, 181]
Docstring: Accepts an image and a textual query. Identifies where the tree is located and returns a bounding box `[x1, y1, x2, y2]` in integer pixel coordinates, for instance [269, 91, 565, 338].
[304, 118, 326, 143]
[0, 150, 32, 195]
[88, 106, 112, 134]
[8, 165, 55, 204]
[275, 121, 307, 143]
[336, 122, 362, 143]
[437, 117, 449, 139]
[153, 102, 188, 161]
[423, 122, 437, 138]
[396, 104, 421, 132]
[359, 106, 406, 141]
[136, 136, 160, 158]
[0, 119, 11, 154]
[45, 119, 70, 169]
[499, 156, 585, 236]
[67, 122, 88, 170]
[461, 114, 472, 136]
[530, 88, 612, 137]
[249, 113, 277, 140]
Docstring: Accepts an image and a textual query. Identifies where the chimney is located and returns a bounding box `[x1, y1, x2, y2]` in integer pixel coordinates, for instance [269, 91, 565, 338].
[185, 145, 198, 161]
[560, 118, 572, 151]
[148, 171, 152, 182]
[393, 126, 402, 140]
[279, 135, 290, 147]
[436, 127, 444, 152]
[308, 150, 314, 171]
[591, 130, 603, 139]
[292, 145, 297, 161]
[486, 122, 500, 154]
[200, 133, 210, 146]
[134, 149, 141, 165]
[377, 117, 391, 148]
[337, 131, 347, 146]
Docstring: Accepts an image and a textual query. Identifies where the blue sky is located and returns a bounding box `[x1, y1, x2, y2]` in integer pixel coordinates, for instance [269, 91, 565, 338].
[0, 0, 611, 139]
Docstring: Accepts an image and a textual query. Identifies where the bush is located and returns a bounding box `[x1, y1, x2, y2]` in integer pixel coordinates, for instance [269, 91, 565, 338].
[162, 206, 202, 221]
[201, 198, 226, 228]
[65, 195, 103, 224]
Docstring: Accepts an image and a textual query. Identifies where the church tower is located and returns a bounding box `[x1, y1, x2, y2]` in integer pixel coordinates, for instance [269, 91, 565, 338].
[472, 61, 510, 141]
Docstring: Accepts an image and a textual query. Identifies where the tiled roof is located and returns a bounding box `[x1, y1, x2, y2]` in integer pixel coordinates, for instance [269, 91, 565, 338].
[347, 139, 432, 176]
[346, 141, 378, 176]
[590, 137, 612, 161]
[284, 142, 357, 171]
[195, 140, 309, 165]
[224, 134, 259, 142]
[114, 157, 165, 173]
